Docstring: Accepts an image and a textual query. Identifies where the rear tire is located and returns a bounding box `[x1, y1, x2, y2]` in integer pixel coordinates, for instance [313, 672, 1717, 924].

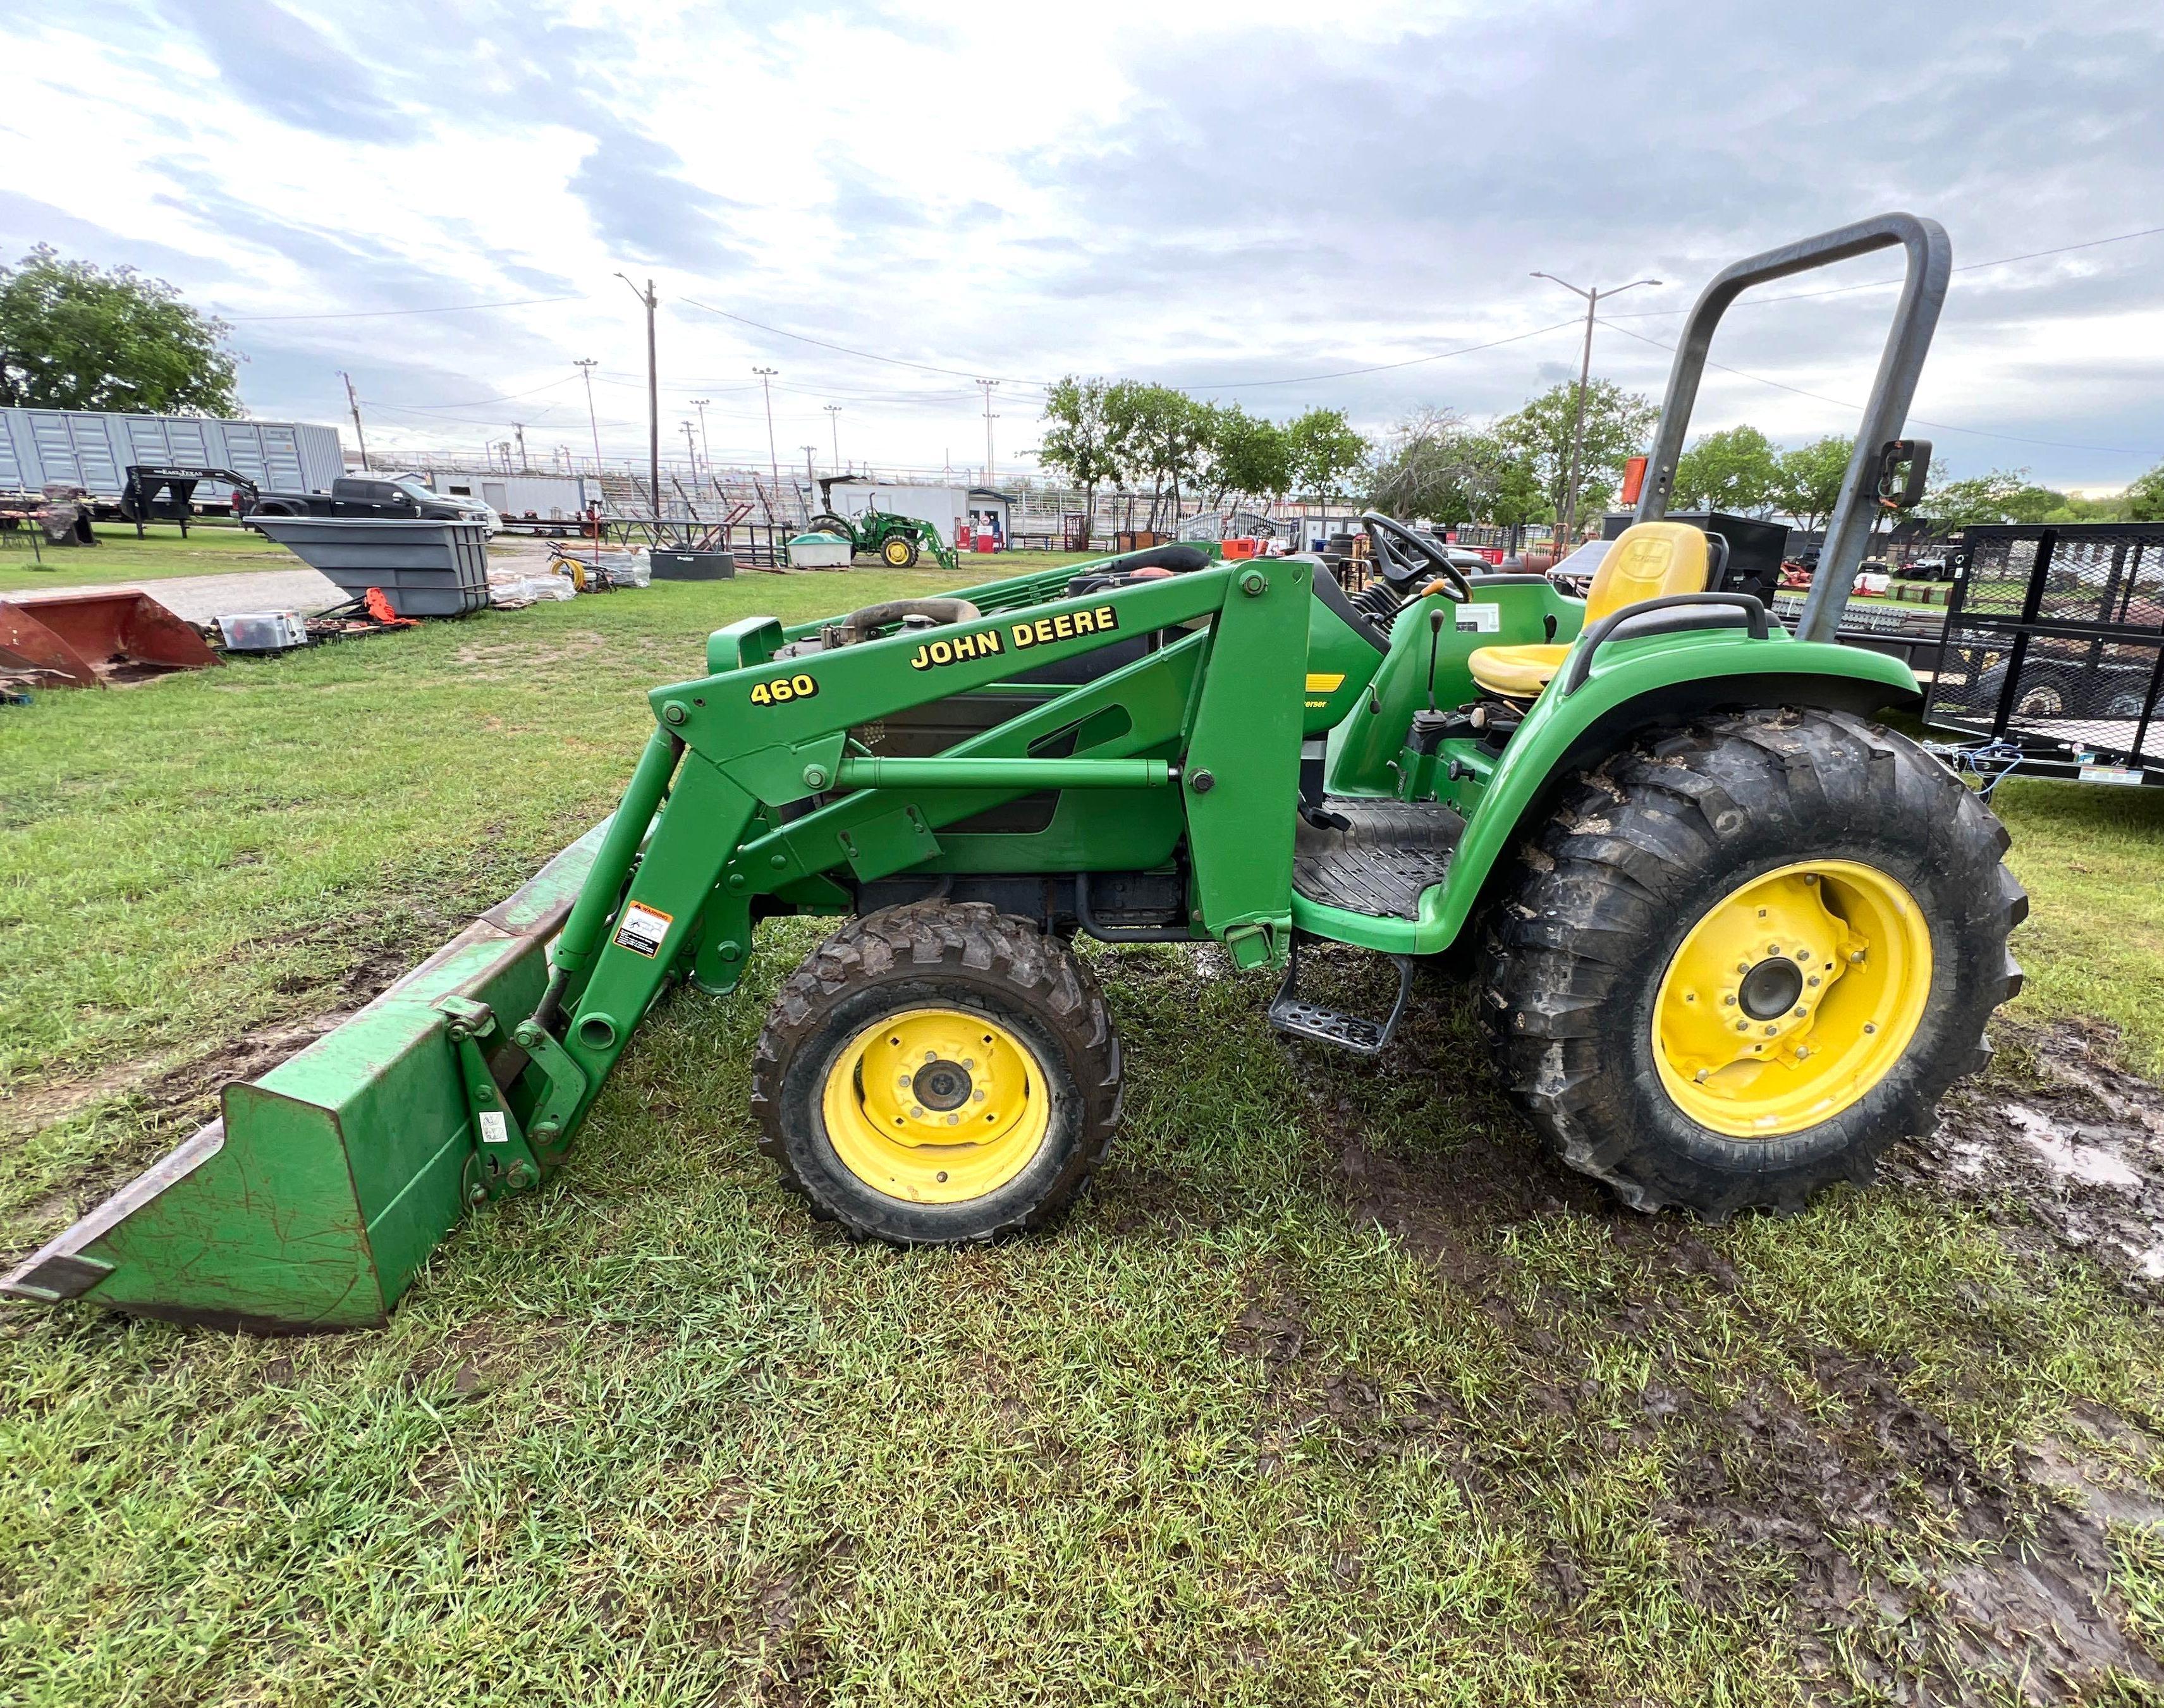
[1481, 709, 2026, 1221]
[751, 903, 1122, 1243]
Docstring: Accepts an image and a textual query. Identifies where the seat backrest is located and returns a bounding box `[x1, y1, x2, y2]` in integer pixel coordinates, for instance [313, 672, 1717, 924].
[1584, 522, 1709, 623]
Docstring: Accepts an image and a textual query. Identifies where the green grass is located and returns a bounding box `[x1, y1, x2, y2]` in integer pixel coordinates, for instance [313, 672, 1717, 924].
[4, 576, 2163, 1705]
[0, 523, 291, 592]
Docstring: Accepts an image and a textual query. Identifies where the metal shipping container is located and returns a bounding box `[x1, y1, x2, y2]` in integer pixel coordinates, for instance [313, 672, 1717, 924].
[0, 408, 345, 501]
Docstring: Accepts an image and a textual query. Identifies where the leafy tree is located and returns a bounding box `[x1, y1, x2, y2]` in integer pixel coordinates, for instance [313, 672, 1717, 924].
[1670, 424, 1781, 515]
[2125, 461, 2164, 522]
[1924, 467, 2069, 529]
[1197, 402, 1292, 508]
[1769, 436, 1854, 533]
[1495, 379, 1658, 536]
[1037, 375, 1124, 530]
[1104, 381, 1207, 528]
[1284, 406, 1369, 505]
[0, 245, 240, 414]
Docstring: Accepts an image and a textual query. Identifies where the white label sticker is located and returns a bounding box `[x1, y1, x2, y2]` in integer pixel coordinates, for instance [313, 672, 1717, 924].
[1455, 602, 1501, 634]
[613, 901, 674, 957]
[479, 1109, 510, 1145]
[2078, 764, 2144, 787]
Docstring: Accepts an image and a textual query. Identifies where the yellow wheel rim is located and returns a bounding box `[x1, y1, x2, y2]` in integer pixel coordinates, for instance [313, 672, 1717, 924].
[883, 537, 912, 565]
[1652, 860, 1933, 1138]
[820, 1008, 1052, 1203]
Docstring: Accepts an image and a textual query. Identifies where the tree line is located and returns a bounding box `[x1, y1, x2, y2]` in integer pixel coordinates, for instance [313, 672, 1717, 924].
[1040, 372, 2164, 533]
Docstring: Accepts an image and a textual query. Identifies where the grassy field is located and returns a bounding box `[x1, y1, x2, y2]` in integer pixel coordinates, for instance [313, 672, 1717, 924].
[0, 523, 291, 593]
[4, 564, 2164, 1705]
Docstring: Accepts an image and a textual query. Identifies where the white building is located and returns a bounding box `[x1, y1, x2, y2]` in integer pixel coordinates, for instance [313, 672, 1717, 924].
[816, 479, 1013, 545]
[414, 470, 594, 520]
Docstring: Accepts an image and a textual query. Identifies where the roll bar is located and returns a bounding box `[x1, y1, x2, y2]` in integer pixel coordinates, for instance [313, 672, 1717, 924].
[1632, 212, 1952, 644]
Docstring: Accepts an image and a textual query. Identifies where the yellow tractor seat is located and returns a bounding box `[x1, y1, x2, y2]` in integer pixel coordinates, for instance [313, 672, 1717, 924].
[1469, 522, 1711, 700]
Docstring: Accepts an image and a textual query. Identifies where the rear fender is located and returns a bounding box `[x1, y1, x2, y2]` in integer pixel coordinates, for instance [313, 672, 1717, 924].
[1421, 633, 1919, 952]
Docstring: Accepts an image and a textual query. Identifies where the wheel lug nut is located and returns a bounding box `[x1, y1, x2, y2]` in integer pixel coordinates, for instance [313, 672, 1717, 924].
[1722, 994, 1737, 1006]
[1764, 1025, 1778, 1035]
[1849, 950, 1866, 964]
[1792, 1006, 1807, 1018]
[910, 1105, 925, 1118]
[1806, 976, 1819, 987]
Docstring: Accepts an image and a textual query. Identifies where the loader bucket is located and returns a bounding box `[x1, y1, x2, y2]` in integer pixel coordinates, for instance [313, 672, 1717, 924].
[0, 591, 221, 687]
[1, 821, 610, 1333]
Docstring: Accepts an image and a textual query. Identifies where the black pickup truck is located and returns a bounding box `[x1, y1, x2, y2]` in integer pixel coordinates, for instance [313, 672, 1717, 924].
[250, 473, 492, 525]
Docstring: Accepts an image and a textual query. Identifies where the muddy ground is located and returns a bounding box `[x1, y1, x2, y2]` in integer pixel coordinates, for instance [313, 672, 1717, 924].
[1304, 979, 2164, 1705]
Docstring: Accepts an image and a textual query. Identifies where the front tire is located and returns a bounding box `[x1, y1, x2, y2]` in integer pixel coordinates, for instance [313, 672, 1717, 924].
[751, 903, 1122, 1243]
[881, 535, 919, 568]
[1482, 709, 2026, 1221]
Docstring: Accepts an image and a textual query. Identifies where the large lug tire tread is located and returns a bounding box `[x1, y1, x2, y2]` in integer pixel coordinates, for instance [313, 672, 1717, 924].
[1479, 708, 2026, 1222]
[750, 902, 1122, 1245]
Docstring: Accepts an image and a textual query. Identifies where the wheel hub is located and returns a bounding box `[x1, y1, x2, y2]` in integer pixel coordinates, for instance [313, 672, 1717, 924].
[819, 1008, 1051, 1203]
[1651, 861, 1934, 1138]
[1738, 955, 1806, 1021]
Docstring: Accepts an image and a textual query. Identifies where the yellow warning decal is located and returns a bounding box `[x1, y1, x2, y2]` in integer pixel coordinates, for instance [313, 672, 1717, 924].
[1304, 673, 1347, 693]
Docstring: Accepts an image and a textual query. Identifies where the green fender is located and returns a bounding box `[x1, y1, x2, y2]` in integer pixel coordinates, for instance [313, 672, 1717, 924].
[1292, 626, 1921, 955]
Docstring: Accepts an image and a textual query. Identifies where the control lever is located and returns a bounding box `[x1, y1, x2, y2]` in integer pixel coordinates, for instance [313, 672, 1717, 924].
[1426, 609, 1446, 712]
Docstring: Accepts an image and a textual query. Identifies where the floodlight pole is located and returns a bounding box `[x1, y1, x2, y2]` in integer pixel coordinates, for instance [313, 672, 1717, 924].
[338, 371, 370, 471]
[1531, 272, 1661, 544]
[754, 367, 781, 488]
[691, 398, 711, 480]
[614, 274, 663, 540]
[573, 360, 603, 474]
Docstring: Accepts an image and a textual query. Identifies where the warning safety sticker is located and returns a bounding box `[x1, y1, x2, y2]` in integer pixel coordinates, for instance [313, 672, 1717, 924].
[1454, 602, 1501, 634]
[613, 901, 675, 957]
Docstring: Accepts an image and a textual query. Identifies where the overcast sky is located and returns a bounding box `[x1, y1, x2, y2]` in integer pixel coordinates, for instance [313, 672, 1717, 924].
[4, 0, 2160, 489]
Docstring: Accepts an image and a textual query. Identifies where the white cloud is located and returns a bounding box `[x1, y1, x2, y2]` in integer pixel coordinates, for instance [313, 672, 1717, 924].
[1, 0, 2159, 485]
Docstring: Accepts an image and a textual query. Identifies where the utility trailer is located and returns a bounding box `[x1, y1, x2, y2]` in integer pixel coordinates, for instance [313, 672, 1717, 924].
[1924, 523, 2164, 789]
[4, 214, 2029, 1334]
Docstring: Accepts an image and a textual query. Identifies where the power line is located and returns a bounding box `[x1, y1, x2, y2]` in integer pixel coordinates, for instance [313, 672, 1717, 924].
[1163, 317, 1587, 390]
[1603, 223, 2164, 320]
[678, 296, 1050, 387]
[223, 293, 584, 323]
[1594, 316, 2154, 458]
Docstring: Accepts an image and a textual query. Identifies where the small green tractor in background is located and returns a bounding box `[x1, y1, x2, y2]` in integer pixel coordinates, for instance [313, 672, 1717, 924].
[806, 503, 960, 571]
[4, 214, 2027, 1334]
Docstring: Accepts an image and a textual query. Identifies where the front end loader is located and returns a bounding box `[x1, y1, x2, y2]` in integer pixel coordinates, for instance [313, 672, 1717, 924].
[5, 214, 2027, 1333]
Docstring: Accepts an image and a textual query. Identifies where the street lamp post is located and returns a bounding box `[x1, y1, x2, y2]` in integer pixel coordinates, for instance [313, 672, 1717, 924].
[1529, 271, 1662, 546]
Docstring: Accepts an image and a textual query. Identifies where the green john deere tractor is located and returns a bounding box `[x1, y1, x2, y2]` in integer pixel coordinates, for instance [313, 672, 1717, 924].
[806, 503, 960, 572]
[4, 214, 2026, 1333]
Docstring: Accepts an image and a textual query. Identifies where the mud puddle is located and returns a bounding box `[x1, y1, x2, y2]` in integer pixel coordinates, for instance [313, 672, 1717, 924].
[1891, 1016, 2164, 1301]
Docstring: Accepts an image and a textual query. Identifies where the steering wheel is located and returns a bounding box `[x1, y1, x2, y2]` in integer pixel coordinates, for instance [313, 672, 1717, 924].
[1359, 513, 1472, 602]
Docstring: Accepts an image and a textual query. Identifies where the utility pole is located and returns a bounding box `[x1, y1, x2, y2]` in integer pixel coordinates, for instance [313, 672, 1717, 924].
[682, 420, 700, 481]
[824, 403, 842, 470]
[1529, 271, 1661, 545]
[754, 367, 780, 487]
[573, 358, 603, 473]
[338, 371, 369, 470]
[976, 379, 1000, 487]
[691, 398, 712, 479]
[513, 422, 527, 473]
[801, 444, 819, 485]
[614, 273, 662, 538]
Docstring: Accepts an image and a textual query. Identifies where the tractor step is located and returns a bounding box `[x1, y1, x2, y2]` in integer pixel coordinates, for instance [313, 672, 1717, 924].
[1268, 936, 1417, 1057]
[1292, 798, 1463, 919]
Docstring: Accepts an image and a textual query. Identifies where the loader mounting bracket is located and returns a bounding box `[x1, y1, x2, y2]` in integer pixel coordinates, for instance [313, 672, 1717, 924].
[440, 996, 546, 1200]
